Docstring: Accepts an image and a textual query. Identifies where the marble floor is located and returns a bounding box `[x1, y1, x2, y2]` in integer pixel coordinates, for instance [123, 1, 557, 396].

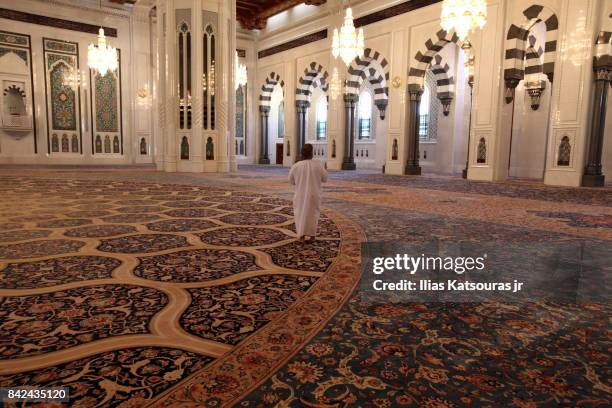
[0, 166, 610, 407]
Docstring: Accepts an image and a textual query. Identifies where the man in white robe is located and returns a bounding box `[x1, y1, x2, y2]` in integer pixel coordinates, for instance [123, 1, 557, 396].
[289, 143, 328, 242]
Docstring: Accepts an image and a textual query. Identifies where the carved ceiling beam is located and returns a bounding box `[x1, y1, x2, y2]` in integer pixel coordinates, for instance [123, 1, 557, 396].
[237, 0, 327, 30]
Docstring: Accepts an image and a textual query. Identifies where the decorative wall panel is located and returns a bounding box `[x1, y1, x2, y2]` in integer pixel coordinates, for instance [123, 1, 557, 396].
[202, 11, 218, 131]
[177, 9, 192, 132]
[235, 85, 245, 155]
[0, 30, 36, 152]
[90, 50, 123, 155]
[43, 38, 81, 154]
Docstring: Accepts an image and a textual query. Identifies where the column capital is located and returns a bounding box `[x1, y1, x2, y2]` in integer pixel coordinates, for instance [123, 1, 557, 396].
[593, 31, 611, 82]
[295, 100, 310, 111]
[374, 100, 388, 119]
[593, 67, 612, 82]
[407, 84, 423, 101]
[259, 105, 271, 114]
[504, 78, 521, 89]
[525, 80, 547, 110]
[343, 93, 358, 105]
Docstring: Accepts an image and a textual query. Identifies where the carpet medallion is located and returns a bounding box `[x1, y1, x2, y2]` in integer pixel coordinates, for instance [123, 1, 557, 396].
[0, 175, 363, 407]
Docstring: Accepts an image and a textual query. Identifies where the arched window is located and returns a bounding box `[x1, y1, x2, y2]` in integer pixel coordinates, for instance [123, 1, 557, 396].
[358, 90, 372, 140]
[419, 85, 430, 140]
[316, 97, 327, 140]
[271, 84, 284, 139]
[235, 85, 246, 155]
[203, 24, 216, 130]
[278, 101, 285, 138]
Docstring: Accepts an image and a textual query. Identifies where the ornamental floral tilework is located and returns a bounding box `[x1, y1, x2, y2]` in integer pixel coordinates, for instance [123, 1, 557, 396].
[43, 39, 77, 54]
[43, 38, 80, 154]
[0, 32, 29, 47]
[0, 47, 28, 64]
[91, 49, 122, 155]
[50, 60, 76, 130]
[94, 71, 119, 132]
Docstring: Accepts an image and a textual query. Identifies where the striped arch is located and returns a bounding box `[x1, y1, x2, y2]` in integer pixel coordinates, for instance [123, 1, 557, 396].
[524, 35, 544, 79]
[345, 48, 390, 119]
[504, 4, 558, 84]
[430, 55, 454, 101]
[259, 72, 284, 108]
[295, 62, 329, 107]
[408, 29, 464, 88]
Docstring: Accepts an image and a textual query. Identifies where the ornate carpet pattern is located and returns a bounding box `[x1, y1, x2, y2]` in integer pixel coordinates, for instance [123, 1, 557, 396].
[0, 174, 363, 407]
[0, 168, 610, 407]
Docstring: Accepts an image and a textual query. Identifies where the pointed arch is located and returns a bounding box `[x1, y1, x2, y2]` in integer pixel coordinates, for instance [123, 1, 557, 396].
[524, 35, 544, 79]
[259, 72, 284, 108]
[296, 62, 329, 107]
[346, 48, 390, 118]
[430, 54, 454, 101]
[408, 29, 464, 88]
[504, 4, 558, 84]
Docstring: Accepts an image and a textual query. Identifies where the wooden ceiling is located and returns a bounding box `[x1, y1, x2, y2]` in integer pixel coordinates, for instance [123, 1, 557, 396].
[109, 0, 326, 30]
[237, 0, 326, 30]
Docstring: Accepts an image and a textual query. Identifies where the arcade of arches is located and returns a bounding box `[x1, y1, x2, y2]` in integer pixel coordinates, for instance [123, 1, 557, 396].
[0, 0, 610, 407]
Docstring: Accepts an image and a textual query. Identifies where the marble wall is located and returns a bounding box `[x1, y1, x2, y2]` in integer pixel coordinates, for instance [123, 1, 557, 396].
[0, 0, 609, 187]
[0, 0, 154, 165]
[249, 0, 610, 186]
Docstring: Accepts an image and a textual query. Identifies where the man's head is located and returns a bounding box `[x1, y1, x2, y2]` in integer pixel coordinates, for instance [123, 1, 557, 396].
[301, 143, 314, 160]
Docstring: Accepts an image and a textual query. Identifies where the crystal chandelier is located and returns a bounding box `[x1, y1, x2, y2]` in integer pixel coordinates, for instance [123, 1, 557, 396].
[440, 0, 487, 41]
[88, 28, 118, 75]
[235, 51, 247, 90]
[332, 6, 364, 66]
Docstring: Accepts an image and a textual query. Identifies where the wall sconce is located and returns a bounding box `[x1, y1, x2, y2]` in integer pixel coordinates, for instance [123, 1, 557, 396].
[137, 84, 150, 107]
[525, 80, 546, 110]
[392, 76, 402, 89]
[466, 56, 475, 88]
[440, 98, 452, 116]
[504, 78, 520, 104]
[375, 101, 388, 119]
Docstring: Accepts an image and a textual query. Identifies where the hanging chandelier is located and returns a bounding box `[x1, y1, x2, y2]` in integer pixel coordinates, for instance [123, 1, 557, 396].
[332, 6, 364, 66]
[440, 0, 487, 41]
[235, 51, 247, 90]
[88, 28, 118, 75]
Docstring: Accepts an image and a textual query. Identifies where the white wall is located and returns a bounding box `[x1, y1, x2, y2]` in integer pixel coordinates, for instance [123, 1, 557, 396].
[508, 80, 552, 179]
[268, 83, 284, 164]
[0, 0, 153, 165]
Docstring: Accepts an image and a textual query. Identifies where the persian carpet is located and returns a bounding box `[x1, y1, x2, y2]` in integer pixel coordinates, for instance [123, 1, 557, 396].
[0, 173, 363, 407]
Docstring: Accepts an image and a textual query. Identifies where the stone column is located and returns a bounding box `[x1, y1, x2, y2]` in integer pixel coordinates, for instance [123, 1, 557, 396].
[295, 101, 308, 159]
[155, 0, 233, 173]
[228, 0, 237, 172]
[462, 77, 474, 179]
[161, 0, 177, 172]
[404, 84, 423, 175]
[582, 32, 611, 187]
[342, 93, 357, 170]
[259, 106, 270, 164]
[215, 1, 231, 173]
